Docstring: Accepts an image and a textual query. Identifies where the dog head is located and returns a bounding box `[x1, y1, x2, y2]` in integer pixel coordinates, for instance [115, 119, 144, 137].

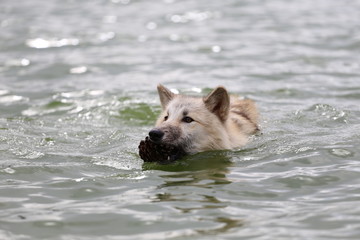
[148, 84, 231, 154]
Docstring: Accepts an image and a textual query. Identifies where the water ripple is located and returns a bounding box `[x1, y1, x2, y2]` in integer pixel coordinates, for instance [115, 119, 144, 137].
[1, 0, 360, 239]
[26, 38, 79, 49]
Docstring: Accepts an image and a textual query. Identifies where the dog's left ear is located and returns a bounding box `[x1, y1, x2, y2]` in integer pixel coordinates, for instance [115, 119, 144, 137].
[157, 84, 175, 109]
[204, 86, 230, 122]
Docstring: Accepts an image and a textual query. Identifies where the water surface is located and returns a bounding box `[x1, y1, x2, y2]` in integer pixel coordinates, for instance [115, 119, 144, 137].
[1, 0, 360, 239]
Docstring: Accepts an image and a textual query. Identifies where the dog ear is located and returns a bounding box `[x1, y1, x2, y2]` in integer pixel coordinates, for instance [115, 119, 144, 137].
[157, 84, 175, 109]
[203, 86, 230, 121]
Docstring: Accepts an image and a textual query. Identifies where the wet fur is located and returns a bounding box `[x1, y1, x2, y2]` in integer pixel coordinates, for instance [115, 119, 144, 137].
[152, 85, 259, 154]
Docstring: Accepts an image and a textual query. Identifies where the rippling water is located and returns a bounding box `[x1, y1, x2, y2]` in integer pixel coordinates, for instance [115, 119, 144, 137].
[1, 0, 360, 239]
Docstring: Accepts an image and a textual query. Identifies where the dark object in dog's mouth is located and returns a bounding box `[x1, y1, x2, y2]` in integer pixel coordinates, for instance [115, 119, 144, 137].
[138, 136, 186, 163]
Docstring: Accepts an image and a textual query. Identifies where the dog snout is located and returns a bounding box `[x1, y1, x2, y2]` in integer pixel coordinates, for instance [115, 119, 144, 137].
[149, 128, 164, 143]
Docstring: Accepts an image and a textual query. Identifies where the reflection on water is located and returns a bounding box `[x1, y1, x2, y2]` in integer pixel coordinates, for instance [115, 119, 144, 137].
[196, 217, 244, 235]
[26, 38, 80, 49]
[143, 151, 233, 189]
[148, 152, 243, 236]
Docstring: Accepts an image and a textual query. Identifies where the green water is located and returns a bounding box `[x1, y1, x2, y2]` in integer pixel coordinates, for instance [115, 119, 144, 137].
[1, 0, 360, 239]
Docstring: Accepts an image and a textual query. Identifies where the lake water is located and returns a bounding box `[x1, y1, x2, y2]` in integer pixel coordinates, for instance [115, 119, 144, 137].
[1, 0, 360, 239]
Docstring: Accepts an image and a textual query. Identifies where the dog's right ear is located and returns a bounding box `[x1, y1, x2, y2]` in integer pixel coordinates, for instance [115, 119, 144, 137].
[157, 84, 175, 109]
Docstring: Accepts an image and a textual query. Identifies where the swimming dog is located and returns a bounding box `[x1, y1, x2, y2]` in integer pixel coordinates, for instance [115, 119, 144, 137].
[148, 84, 259, 156]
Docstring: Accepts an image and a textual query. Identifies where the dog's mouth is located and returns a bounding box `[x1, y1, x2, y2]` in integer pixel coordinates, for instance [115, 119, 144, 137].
[138, 136, 187, 163]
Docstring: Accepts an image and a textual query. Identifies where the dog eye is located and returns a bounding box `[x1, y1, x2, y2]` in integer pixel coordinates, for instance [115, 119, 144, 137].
[182, 116, 194, 123]
[164, 116, 168, 121]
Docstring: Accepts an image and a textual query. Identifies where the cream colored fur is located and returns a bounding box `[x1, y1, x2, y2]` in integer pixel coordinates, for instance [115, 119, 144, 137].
[153, 84, 259, 154]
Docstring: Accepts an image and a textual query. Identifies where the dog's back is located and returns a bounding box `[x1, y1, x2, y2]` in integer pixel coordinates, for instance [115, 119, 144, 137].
[229, 97, 259, 135]
[219, 96, 259, 149]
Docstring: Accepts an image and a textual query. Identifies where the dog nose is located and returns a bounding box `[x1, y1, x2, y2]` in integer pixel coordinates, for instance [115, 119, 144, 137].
[149, 129, 164, 142]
